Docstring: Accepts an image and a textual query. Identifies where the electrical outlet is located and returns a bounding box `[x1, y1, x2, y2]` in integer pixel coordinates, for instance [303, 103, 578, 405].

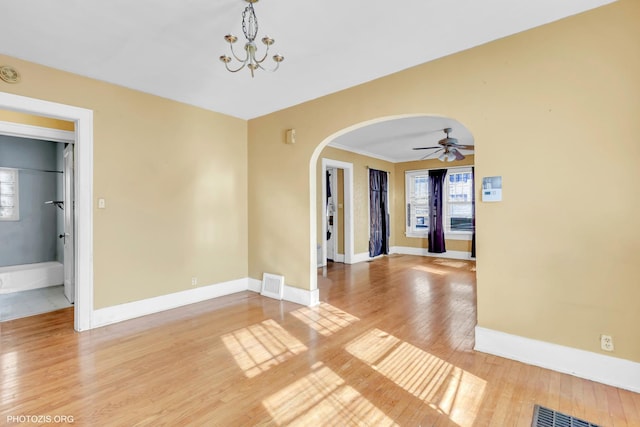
[191, 277, 198, 287]
[600, 334, 614, 352]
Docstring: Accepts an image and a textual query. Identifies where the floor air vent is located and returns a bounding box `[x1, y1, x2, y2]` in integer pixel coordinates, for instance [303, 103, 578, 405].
[261, 273, 284, 300]
[532, 405, 601, 427]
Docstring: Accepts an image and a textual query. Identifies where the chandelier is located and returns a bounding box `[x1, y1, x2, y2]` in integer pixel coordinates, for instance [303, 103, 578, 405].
[219, 0, 284, 77]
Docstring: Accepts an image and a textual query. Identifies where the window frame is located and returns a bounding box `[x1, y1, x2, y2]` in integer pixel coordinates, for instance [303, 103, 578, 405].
[405, 170, 430, 237]
[404, 166, 473, 241]
[0, 167, 19, 221]
[444, 167, 474, 238]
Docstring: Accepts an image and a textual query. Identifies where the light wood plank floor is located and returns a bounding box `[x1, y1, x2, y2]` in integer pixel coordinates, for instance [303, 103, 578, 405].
[1, 255, 638, 426]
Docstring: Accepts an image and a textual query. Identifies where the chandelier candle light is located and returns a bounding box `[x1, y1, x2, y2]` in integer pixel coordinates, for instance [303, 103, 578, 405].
[220, 0, 284, 77]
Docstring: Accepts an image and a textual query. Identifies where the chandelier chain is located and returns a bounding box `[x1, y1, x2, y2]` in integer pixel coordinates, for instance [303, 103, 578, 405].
[242, 3, 258, 42]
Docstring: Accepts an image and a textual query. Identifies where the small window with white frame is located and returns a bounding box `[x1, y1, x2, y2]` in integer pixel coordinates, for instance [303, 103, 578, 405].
[0, 167, 19, 221]
[405, 171, 429, 236]
[445, 167, 473, 233]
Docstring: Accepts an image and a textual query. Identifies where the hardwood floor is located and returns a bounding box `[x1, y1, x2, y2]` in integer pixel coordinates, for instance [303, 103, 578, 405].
[1, 255, 638, 426]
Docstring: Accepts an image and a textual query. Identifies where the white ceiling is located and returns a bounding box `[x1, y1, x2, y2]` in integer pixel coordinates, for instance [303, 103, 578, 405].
[330, 116, 474, 163]
[0, 0, 614, 122]
[0, 0, 614, 162]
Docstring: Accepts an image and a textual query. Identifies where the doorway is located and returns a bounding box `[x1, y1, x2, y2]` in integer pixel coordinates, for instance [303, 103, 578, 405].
[320, 158, 354, 268]
[311, 115, 476, 293]
[325, 167, 339, 262]
[0, 131, 75, 321]
[0, 91, 93, 331]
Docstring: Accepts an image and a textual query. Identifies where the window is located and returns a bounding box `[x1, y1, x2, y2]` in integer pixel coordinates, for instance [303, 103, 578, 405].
[405, 171, 429, 236]
[0, 168, 19, 221]
[405, 167, 473, 238]
[445, 169, 473, 232]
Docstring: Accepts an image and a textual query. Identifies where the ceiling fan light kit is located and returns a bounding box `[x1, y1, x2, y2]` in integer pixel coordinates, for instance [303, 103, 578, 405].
[413, 127, 474, 162]
[220, 0, 284, 78]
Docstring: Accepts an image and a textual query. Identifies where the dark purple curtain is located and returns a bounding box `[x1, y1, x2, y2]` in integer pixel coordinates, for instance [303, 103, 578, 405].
[326, 170, 332, 241]
[428, 169, 447, 253]
[369, 169, 389, 257]
[471, 167, 476, 258]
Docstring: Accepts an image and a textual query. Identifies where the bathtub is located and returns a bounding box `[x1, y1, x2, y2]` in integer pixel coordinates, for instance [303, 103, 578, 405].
[0, 262, 64, 294]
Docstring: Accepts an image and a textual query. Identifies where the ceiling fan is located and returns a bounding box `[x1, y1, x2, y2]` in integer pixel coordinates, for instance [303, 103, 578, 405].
[412, 128, 474, 162]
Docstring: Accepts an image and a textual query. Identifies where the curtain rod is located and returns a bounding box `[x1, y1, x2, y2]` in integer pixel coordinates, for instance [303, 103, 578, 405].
[3, 166, 63, 174]
[366, 166, 390, 174]
[404, 165, 473, 173]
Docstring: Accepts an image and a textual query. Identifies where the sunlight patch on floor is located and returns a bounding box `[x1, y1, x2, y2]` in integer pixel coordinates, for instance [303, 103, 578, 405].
[263, 362, 397, 426]
[345, 329, 485, 427]
[411, 265, 446, 275]
[222, 319, 307, 378]
[289, 302, 359, 337]
[432, 259, 470, 269]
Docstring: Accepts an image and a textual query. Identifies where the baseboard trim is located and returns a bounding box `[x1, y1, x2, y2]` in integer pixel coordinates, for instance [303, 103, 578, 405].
[334, 254, 345, 263]
[92, 278, 250, 328]
[248, 278, 319, 307]
[475, 326, 640, 393]
[248, 277, 262, 293]
[350, 252, 372, 264]
[390, 246, 472, 260]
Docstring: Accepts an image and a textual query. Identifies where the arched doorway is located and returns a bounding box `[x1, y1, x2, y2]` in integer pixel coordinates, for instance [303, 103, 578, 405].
[309, 114, 475, 293]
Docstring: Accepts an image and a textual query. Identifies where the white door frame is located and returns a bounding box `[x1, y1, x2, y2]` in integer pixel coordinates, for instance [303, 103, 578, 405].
[0, 92, 94, 331]
[328, 168, 338, 261]
[321, 158, 354, 267]
[63, 144, 75, 303]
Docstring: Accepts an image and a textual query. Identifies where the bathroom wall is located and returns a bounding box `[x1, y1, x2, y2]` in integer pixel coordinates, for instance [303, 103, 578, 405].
[0, 135, 60, 267]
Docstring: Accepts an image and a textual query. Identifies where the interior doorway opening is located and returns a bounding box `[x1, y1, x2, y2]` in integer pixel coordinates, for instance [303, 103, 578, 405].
[0, 92, 94, 331]
[320, 158, 354, 269]
[310, 114, 476, 292]
[0, 124, 75, 322]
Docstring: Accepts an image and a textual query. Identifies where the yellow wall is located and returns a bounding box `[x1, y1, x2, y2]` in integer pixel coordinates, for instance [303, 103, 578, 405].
[0, 110, 75, 131]
[249, 0, 640, 362]
[0, 54, 248, 309]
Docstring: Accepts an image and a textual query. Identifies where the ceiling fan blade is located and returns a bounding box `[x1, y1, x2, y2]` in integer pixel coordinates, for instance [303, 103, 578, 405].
[451, 148, 466, 161]
[421, 148, 444, 160]
[450, 144, 474, 150]
[412, 146, 441, 150]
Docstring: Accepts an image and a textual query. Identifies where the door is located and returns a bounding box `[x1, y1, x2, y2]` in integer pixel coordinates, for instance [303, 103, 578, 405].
[63, 144, 74, 303]
[326, 169, 337, 261]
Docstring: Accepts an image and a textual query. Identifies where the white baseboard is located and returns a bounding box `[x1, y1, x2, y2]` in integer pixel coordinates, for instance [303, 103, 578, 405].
[248, 278, 319, 307]
[350, 252, 387, 264]
[248, 277, 262, 293]
[284, 285, 320, 307]
[334, 254, 345, 263]
[475, 326, 640, 393]
[349, 252, 372, 264]
[390, 246, 472, 260]
[92, 278, 250, 328]
[94, 277, 319, 329]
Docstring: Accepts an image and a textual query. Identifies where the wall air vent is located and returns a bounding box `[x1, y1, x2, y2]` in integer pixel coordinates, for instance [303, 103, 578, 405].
[261, 273, 284, 300]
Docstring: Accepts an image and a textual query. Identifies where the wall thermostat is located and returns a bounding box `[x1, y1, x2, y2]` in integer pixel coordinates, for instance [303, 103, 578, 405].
[482, 176, 502, 202]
